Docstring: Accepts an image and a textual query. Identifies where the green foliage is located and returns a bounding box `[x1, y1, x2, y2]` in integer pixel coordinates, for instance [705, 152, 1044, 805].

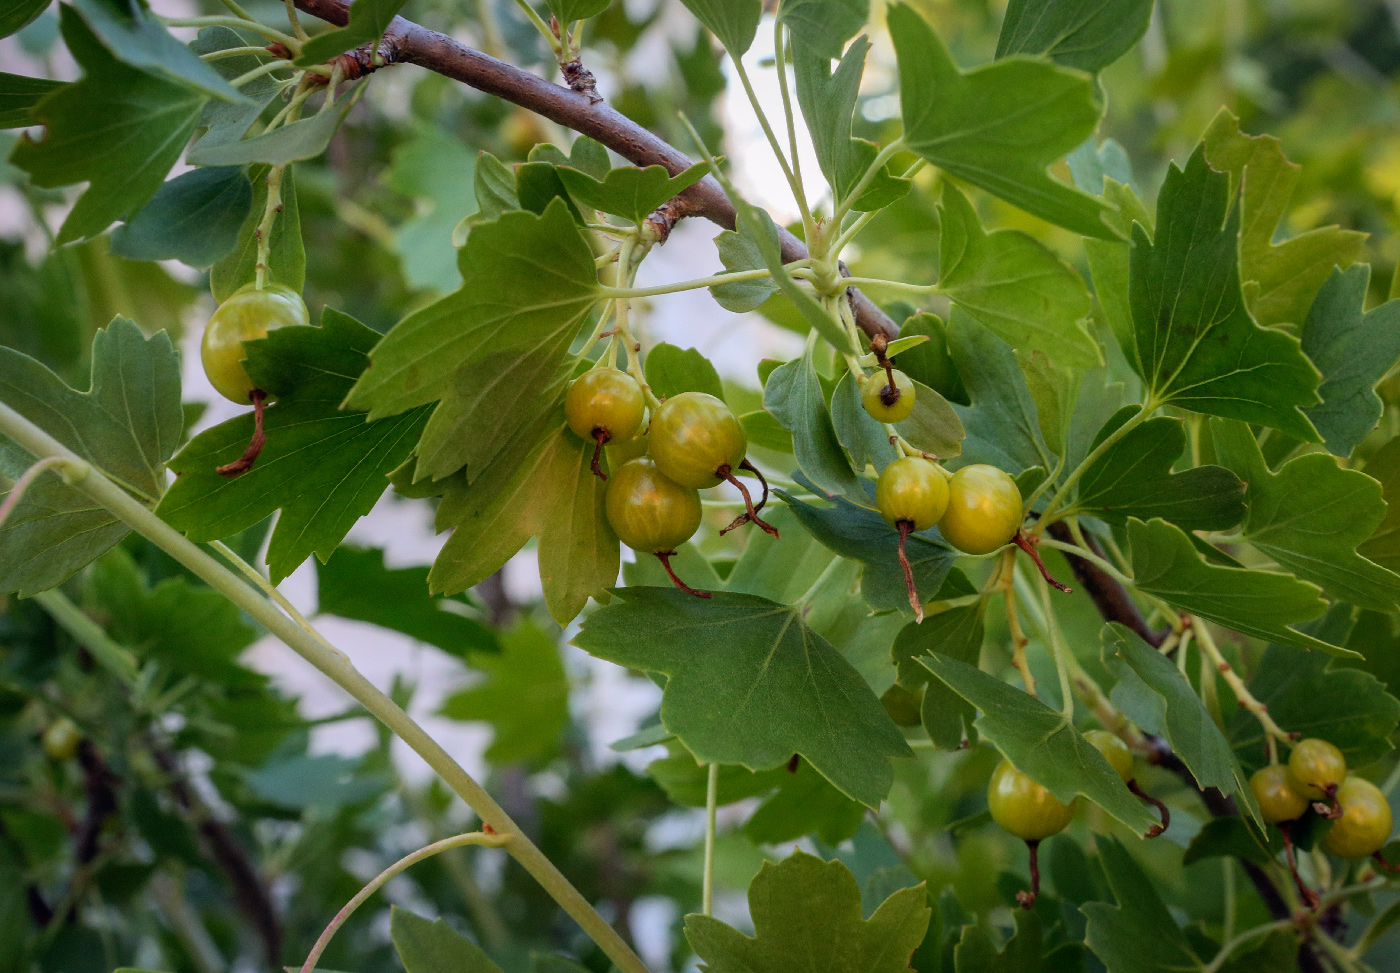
[1125, 144, 1321, 439]
[921, 654, 1159, 833]
[935, 183, 1096, 370]
[995, 0, 1152, 73]
[675, 0, 760, 55]
[763, 341, 862, 498]
[347, 199, 598, 419]
[575, 588, 912, 807]
[190, 83, 363, 167]
[68, 0, 243, 101]
[296, 0, 410, 65]
[390, 906, 503, 973]
[0, 317, 181, 595]
[0, 71, 64, 128]
[685, 851, 930, 973]
[11, 8, 207, 245]
[440, 620, 569, 764]
[1082, 839, 1201, 973]
[110, 166, 252, 269]
[158, 309, 427, 583]
[644, 342, 724, 399]
[389, 129, 478, 292]
[1300, 265, 1400, 457]
[317, 545, 499, 658]
[889, 3, 1112, 238]
[557, 162, 710, 224]
[210, 164, 304, 300]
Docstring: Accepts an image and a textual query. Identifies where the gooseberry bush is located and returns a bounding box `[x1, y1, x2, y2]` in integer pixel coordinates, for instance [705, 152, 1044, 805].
[5, 0, 1400, 970]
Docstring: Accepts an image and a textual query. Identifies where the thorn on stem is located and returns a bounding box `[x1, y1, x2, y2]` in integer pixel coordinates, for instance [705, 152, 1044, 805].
[657, 551, 711, 598]
[898, 520, 923, 623]
[216, 389, 268, 478]
[1013, 531, 1072, 593]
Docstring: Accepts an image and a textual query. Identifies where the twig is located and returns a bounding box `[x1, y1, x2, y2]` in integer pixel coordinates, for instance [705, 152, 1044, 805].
[288, 0, 898, 341]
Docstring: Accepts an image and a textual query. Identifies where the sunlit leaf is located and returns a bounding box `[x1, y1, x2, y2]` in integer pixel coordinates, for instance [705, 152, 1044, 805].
[995, 0, 1152, 73]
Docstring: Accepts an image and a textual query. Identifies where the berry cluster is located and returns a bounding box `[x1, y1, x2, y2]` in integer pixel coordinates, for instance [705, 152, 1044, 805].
[566, 372, 774, 597]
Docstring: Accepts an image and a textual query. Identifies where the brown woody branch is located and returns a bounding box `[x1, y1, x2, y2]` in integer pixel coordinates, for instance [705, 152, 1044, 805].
[289, 0, 899, 342]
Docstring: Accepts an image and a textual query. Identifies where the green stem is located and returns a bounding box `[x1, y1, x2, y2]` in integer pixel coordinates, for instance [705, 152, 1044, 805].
[200, 45, 276, 60]
[1036, 538, 1134, 586]
[730, 55, 815, 237]
[300, 832, 510, 973]
[229, 58, 294, 88]
[32, 588, 140, 687]
[1201, 919, 1295, 973]
[829, 136, 905, 228]
[828, 159, 927, 257]
[0, 400, 652, 973]
[160, 16, 300, 49]
[510, 0, 561, 55]
[833, 276, 940, 295]
[1013, 567, 1073, 720]
[283, 0, 309, 40]
[772, 19, 806, 224]
[599, 263, 796, 299]
[703, 762, 719, 917]
[0, 456, 72, 529]
[1037, 400, 1157, 530]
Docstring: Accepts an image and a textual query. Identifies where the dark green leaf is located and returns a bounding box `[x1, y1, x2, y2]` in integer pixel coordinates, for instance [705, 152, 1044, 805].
[1182, 817, 1275, 868]
[919, 654, 1160, 832]
[70, 0, 243, 101]
[1102, 623, 1258, 823]
[889, 3, 1113, 239]
[110, 166, 251, 269]
[891, 603, 984, 749]
[831, 370, 897, 472]
[0, 72, 63, 128]
[10, 8, 206, 244]
[574, 588, 912, 807]
[439, 620, 569, 765]
[190, 28, 284, 155]
[0, 317, 182, 596]
[995, 0, 1152, 73]
[1074, 408, 1245, 530]
[947, 311, 1052, 474]
[210, 164, 304, 301]
[648, 754, 787, 806]
[317, 546, 498, 658]
[763, 341, 862, 498]
[557, 161, 710, 223]
[1082, 839, 1200, 973]
[1126, 143, 1321, 440]
[744, 760, 865, 845]
[1226, 642, 1400, 773]
[676, 0, 761, 54]
[644, 342, 724, 400]
[792, 38, 907, 210]
[1300, 265, 1400, 457]
[412, 342, 572, 482]
[1203, 109, 1366, 329]
[1126, 517, 1353, 657]
[88, 547, 260, 686]
[189, 82, 363, 166]
[781, 487, 960, 614]
[711, 227, 778, 312]
[157, 309, 429, 583]
[391, 906, 504, 973]
[1361, 435, 1400, 575]
[296, 0, 410, 65]
[347, 199, 599, 418]
[894, 378, 964, 459]
[1212, 418, 1400, 612]
[544, 0, 611, 25]
[936, 183, 1097, 369]
[429, 422, 618, 624]
[685, 851, 930, 972]
[1, 0, 48, 39]
[955, 910, 1082, 973]
[779, 0, 867, 60]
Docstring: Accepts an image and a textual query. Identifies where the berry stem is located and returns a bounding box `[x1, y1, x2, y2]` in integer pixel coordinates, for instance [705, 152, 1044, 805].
[896, 520, 923, 623]
[1372, 851, 1400, 873]
[1281, 824, 1320, 910]
[1013, 531, 1072, 593]
[1191, 616, 1295, 746]
[217, 389, 269, 478]
[718, 464, 778, 538]
[656, 551, 712, 598]
[1129, 779, 1169, 837]
[589, 428, 610, 480]
[1016, 839, 1041, 909]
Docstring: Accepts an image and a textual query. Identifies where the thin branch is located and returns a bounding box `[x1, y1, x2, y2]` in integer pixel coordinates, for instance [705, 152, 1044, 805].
[288, 0, 897, 341]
